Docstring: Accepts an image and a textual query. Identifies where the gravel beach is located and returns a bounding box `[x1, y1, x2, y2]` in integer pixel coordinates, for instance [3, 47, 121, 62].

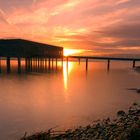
[21, 103, 140, 140]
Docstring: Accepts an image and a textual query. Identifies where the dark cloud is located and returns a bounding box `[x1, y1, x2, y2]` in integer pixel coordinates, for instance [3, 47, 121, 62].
[0, 0, 34, 12]
[98, 22, 140, 39]
[83, 5, 115, 17]
[90, 40, 140, 48]
[114, 40, 140, 47]
[117, 0, 140, 9]
[84, 0, 140, 16]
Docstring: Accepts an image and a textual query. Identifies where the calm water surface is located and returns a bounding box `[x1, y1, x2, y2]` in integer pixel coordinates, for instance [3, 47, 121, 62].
[0, 60, 140, 140]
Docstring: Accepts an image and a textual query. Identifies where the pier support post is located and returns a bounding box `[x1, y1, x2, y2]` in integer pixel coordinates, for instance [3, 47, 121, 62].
[78, 58, 80, 65]
[27, 58, 29, 71]
[40, 58, 42, 71]
[25, 58, 27, 72]
[107, 59, 110, 71]
[133, 60, 136, 68]
[18, 57, 21, 73]
[30, 57, 33, 72]
[7, 57, 11, 73]
[86, 58, 88, 71]
[52, 58, 54, 70]
[48, 57, 51, 71]
[35, 58, 37, 72]
[45, 58, 47, 69]
[37, 58, 39, 72]
[0, 57, 1, 73]
[56, 58, 58, 70]
[34, 58, 37, 72]
[27, 58, 30, 72]
[42, 58, 44, 66]
[32, 58, 34, 72]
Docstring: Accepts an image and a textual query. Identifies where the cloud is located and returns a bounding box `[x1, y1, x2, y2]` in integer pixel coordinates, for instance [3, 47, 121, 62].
[0, 0, 140, 55]
[0, 9, 9, 24]
[0, 0, 35, 12]
[98, 22, 140, 39]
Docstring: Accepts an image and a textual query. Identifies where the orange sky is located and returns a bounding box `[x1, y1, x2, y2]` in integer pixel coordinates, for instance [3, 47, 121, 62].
[0, 0, 140, 56]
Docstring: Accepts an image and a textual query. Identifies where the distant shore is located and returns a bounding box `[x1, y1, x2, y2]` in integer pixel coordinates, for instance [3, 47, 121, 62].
[21, 103, 140, 140]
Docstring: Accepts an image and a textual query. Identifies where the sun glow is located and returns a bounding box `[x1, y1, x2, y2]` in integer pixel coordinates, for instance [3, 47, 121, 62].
[64, 49, 84, 56]
[63, 61, 73, 90]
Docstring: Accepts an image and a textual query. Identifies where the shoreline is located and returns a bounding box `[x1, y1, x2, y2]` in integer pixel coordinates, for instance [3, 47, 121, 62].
[21, 103, 140, 140]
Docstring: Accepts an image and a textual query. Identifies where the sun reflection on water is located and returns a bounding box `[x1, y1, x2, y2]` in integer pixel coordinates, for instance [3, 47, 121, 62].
[63, 61, 73, 91]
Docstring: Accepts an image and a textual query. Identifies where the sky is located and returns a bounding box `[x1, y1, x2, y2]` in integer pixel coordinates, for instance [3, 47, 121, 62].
[0, 0, 140, 56]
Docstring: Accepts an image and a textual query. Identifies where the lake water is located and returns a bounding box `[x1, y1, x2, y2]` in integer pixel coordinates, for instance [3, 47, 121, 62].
[0, 60, 140, 140]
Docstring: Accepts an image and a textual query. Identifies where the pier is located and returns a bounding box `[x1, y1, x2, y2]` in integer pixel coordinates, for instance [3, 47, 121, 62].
[0, 39, 140, 73]
[0, 39, 63, 73]
[65, 56, 140, 71]
[0, 55, 140, 73]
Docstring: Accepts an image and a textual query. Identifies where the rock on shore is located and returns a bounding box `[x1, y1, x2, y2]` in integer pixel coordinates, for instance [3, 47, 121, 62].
[21, 103, 140, 140]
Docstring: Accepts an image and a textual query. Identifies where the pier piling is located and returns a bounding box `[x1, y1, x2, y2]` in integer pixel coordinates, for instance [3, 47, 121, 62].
[107, 59, 110, 71]
[0, 57, 1, 73]
[7, 57, 11, 73]
[56, 58, 58, 70]
[78, 58, 81, 65]
[133, 60, 136, 68]
[18, 57, 21, 73]
[48, 57, 51, 71]
[52, 58, 54, 70]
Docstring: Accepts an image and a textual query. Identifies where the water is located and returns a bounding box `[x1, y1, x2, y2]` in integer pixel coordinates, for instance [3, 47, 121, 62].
[0, 60, 140, 140]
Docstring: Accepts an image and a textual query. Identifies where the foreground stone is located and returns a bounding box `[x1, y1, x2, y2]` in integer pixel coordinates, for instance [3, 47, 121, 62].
[21, 103, 140, 140]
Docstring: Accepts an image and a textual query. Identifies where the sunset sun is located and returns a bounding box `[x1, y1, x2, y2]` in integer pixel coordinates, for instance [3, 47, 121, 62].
[64, 49, 83, 56]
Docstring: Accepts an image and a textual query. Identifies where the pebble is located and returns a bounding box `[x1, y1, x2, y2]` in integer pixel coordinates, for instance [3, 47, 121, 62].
[117, 110, 126, 117]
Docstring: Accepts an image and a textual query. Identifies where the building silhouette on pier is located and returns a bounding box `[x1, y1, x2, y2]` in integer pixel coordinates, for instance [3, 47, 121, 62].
[0, 39, 63, 73]
[0, 39, 63, 58]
